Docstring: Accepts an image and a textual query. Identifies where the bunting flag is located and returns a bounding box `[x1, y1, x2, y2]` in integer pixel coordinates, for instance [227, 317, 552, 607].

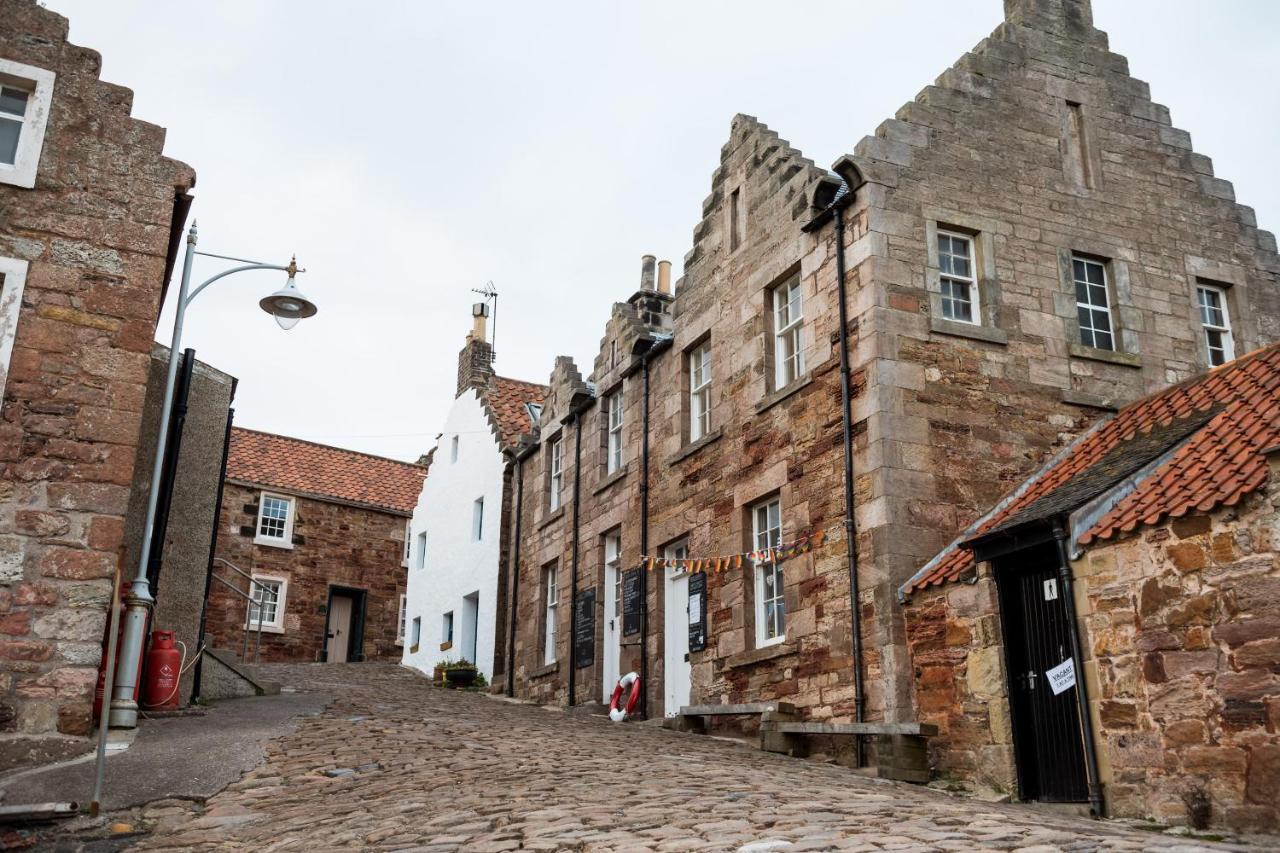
[638, 528, 827, 573]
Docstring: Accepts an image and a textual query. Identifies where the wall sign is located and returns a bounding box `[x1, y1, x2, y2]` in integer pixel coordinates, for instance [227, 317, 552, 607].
[1046, 657, 1076, 695]
[574, 587, 595, 669]
[1043, 578, 1058, 601]
[622, 568, 643, 636]
[687, 570, 707, 653]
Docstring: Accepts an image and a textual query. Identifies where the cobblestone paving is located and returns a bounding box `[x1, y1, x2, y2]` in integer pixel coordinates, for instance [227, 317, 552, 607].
[129, 663, 1252, 852]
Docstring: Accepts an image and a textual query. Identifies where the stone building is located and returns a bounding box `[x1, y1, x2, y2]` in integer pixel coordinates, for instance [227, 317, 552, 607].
[502, 0, 1280, 815]
[402, 309, 545, 683]
[901, 344, 1280, 830]
[203, 429, 425, 663]
[0, 0, 195, 769]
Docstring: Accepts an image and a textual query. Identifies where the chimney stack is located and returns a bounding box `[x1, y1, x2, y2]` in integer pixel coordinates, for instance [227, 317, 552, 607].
[640, 254, 656, 291]
[457, 303, 494, 397]
[656, 260, 672, 295]
[1003, 0, 1093, 35]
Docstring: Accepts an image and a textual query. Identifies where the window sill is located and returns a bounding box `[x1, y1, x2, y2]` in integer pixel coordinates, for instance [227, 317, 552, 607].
[592, 464, 629, 496]
[538, 505, 566, 530]
[1061, 389, 1119, 412]
[530, 662, 559, 679]
[1068, 342, 1141, 369]
[754, 376, 814, 415]
[439, 641, 453, 652]
[668, 428, 723, 466]
[253, 537, 294, 550]
[409, 643, 420, 654]
[929, 316, 1008, 345]
[249, 624, 284, 635]
[724, 641, 796, 670]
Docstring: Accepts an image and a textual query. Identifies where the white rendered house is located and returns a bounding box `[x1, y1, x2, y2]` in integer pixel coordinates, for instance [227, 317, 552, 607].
[402, 312, 544, 681]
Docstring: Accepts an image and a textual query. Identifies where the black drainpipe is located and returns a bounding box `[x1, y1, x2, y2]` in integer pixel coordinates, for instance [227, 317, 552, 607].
[567, 413, 584, 706]
[833, 202, 866, 766]
[638, 348, 653, 719]
[1051, 518, 1106, 818]
[191, 402, 236, 705]
[146, 348, 196, 594]
[505, 452, 525, 697]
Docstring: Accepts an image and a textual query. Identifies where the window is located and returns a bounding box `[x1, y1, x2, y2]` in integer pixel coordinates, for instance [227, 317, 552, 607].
[473, 497, 484, 541]
[606, 533, 622, 625]
[255, 493, 294, 547]
[549, 437, 564, 511]
[0, 257, 30, 394]
[543, 565, 558, 665]
[442, 611, 454, 646]
[402, 521, 412, 566]
[937, 231, 978, 324]
[526, 402, 543, 424]
[1072, 255, 1114, 351]
[772, 276, 805, 388]
[247, 575, 287, 632]
[689, 342, 712, 441]
[729, 187, 743, 251]
[397, 595, 407, 645]
[450, 435, 459, 463]
[1196, 284, 1235, 367]
[415, 531, 427, 570]
[411, 616, 421, 648]
[752, 498, 784, 647]
[0, 59, 55, 189]
[665, 539, 689, 580]
[605, 389, 624, 474]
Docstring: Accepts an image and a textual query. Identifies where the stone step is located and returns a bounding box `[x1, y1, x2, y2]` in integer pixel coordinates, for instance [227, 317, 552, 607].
[203, 649, 281, 699]
[678, 702, 796, 717]
[761, 720, 939, 737]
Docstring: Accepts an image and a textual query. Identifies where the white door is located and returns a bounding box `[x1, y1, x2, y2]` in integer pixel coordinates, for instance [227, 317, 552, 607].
[461, 592, 479, 664]
[601, 535, 622, 701]
[663, 542, 692, 716]
[326, 594, 352, 663]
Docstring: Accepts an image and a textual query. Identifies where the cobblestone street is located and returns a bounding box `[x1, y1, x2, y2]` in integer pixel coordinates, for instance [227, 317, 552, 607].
[87, 663, 1252, 852]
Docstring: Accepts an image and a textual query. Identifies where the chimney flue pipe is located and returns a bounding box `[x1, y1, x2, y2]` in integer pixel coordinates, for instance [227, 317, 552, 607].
[640, 255, 656, 291]
[656, 260, 672, 294]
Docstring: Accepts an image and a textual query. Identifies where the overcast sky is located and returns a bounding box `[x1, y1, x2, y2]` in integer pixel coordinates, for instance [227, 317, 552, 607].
[47, 0, 1280, 462]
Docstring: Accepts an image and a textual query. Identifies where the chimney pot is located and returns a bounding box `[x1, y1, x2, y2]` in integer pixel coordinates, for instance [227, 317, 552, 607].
[656, 260, 672, 294]
[640, 254, 656, 291]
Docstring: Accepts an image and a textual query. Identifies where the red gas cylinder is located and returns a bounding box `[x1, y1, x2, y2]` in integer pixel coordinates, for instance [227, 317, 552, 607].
[141, 630, 181, 710]
[93, 582, 144, 723]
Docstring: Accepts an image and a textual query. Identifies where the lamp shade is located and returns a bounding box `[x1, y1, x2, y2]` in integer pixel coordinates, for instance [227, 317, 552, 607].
[259, 276, 317, 329]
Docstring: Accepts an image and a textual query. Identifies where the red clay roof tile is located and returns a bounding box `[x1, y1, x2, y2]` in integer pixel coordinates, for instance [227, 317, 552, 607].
[482, 375, 547, 449]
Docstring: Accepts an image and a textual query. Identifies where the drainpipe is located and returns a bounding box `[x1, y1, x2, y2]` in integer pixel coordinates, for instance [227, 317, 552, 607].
[505, 452, 525, 697]
[1051, 517, 1105, 818]
[638, 351, 651, 720]
[191, 404, 236, 705]
[567, 412, 584, 706]
[146, 348, 196, 594]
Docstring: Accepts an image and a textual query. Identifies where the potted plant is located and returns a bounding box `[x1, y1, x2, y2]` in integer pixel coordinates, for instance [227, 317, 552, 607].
[432, 660, 447, 685]
[442, 660, 479, 689]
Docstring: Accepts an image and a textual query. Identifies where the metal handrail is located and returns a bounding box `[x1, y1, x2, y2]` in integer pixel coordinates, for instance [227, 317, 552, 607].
[210, 557, 270, 664]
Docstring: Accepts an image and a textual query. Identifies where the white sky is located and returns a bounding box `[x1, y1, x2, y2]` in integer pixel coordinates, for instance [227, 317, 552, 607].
[46, 0, 1280, 462]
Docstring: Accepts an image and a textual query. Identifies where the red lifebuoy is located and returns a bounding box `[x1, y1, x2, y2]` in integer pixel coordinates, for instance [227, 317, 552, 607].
[609, 672, 641, 722]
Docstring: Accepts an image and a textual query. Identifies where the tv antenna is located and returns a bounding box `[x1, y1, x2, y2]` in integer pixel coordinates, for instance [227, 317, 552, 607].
[471, 281, 498, 353]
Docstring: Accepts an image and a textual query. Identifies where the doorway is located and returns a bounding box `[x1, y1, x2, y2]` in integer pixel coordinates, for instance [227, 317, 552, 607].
[324, 586, 367, 663]
[995, 543, 1089, 802]
[663, 545, 692, 716]
[601, 535, 622, 702]
[461, 591, 479, 664]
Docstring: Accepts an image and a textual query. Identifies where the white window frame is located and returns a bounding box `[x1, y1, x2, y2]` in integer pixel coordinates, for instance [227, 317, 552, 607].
[1196, 284, 1235, 367]
[396, 594, 407, 645]
[442, 611, 454, 647]
[1072, 254, 1115, 351]
[450, 435, 459, 463]
[689, 342, 712, 441]
[772, 276, 805, 388]
[254, 492, 295, 548]
[247, 574, 287, 633]
[606, 533, 623, 624]
[937, 230, 979, 325]
[543, 566, 558, 665]
[752, 497, 785, 648]
[415, 530, 427, 570]
[0, 59, 55, 189]
[472, 497, 485, 541]
[402, 520, 411, 567]
[0, 256, 30, 395]
[606, 389, 624, 475]
[549, 437, 564, 511]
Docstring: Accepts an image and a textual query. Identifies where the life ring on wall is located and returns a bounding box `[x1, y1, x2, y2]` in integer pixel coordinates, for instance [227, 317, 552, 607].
[609, 672, 641, 722]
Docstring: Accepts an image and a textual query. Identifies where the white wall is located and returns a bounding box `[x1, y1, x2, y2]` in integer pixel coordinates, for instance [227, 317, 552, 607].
[402, 389, 506, 681]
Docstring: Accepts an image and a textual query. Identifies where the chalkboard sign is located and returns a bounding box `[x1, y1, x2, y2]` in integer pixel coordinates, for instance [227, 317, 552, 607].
[622, 568, 643, 636]
[574, 588, 595, 669]
[687, 570, 707, 653]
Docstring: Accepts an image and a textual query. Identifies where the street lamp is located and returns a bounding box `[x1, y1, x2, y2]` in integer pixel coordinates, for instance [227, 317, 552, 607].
[108, 221, 318, 729]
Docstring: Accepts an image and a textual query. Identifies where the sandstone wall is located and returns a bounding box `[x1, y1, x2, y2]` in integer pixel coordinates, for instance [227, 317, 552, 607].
[0, 0, 194, 768]
[205, 483, 408, 663]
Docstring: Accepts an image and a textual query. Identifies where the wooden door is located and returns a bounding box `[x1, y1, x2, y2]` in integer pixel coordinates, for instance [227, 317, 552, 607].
[326, 594, 353, 663]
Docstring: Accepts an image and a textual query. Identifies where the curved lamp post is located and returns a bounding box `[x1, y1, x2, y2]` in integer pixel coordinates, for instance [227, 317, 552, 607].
[109, 221, 317, 728]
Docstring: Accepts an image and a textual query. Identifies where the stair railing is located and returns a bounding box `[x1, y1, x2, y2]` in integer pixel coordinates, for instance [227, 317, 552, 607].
[210, 557, 270, 665]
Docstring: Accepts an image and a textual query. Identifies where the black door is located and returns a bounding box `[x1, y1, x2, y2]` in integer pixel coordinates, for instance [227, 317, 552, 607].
[995, 543, 1088, 803]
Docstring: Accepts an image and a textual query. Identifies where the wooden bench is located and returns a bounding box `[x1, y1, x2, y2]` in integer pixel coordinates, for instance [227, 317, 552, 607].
[662, 702, 797, 735]
[759, 711, 938, 783]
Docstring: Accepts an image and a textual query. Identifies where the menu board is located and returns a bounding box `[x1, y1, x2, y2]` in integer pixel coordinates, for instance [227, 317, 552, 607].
[687, 570, 707, 653]
[574, 587, 595, 669]
[622, 568, 643, 636]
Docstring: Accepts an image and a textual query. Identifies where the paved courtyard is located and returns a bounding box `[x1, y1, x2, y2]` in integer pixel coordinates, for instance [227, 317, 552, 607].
[101, 663, 1253, 851]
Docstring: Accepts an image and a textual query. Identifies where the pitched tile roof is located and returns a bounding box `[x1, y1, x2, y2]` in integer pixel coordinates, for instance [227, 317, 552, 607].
[903, 344, 1280, 596]
[227, 428, 427, 514]
[482, 375, 547, 449]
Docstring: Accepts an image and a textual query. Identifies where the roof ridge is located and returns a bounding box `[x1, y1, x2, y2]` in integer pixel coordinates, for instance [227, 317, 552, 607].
[491, 374, 549, 391]
[230, 427, 427, 469]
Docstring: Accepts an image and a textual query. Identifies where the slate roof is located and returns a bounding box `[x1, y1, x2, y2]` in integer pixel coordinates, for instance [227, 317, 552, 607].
[482, 375, 547, 449]
[227, 428, 427, 515]
[903, 344, 1280, 596]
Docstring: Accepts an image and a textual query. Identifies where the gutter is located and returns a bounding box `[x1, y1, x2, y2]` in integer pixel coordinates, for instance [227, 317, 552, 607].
[504, 448, 525, 697]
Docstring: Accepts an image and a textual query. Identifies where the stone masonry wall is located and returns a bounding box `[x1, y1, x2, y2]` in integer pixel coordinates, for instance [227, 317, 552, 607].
[0, 0, 194, 768]
[205, 483, 408, 664]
